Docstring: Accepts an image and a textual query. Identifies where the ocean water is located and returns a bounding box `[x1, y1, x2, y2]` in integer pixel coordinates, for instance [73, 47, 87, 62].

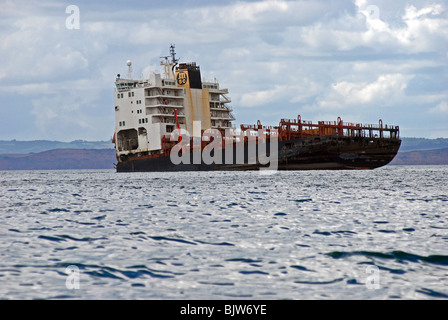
[0, 166, 447, 300]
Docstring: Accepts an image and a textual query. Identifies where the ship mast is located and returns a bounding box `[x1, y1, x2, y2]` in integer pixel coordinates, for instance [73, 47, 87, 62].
[170, 44, 178, 65]
[160, 44, 178, 80]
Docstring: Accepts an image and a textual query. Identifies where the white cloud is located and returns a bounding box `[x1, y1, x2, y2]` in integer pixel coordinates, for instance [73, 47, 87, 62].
[29, 79, 110, 140]
[224, 0, 289, 23]
[298, 1, 448, 54]
[186, 0, 328, 29]
[429, 101, 448, 114]
[396, 4, 447, 50]
[240, 85, 286, 107]
[332, 73, 412, 105]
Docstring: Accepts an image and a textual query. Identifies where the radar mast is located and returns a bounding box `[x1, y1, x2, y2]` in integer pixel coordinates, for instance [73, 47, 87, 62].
[160, 44, 179, 80]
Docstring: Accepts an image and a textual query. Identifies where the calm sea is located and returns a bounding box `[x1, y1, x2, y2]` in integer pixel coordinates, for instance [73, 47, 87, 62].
[1, 166, 447, 300]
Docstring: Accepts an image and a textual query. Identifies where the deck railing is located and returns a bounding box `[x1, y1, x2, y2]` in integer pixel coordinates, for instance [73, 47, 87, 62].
[240, 115, 400, 141]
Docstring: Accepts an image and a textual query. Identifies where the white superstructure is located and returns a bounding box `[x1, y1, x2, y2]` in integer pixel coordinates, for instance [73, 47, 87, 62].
[113, 45, 235, 160]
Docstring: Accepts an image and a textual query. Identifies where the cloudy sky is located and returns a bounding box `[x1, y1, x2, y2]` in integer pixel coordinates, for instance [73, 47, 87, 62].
[1, 0, 447, 141]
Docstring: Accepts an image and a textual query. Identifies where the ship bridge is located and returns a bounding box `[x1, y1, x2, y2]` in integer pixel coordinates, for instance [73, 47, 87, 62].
[113, 45, 235, 159]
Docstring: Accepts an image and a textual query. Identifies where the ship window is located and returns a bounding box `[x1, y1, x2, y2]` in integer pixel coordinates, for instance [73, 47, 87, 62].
[123, 121, 125, 126]
[128, 92, 131, 97]
[120, 93, 123, 98]
[117, 94, 120, 99]
[145, 118, 148, 123]
[132, 92, 134, 97]
[119, 121, 121, 126]
[139, 119, 142, 124]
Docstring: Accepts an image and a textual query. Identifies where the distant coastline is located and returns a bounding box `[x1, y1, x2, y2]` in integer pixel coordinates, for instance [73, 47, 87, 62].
[0, 138, 447, 170]
[0, 149, 116, 170]
[389, 147, 448, 166]
[0, 139, 113, 155]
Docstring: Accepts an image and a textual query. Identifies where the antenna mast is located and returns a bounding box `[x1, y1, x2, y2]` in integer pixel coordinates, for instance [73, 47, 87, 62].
[161, 44, 179, 80]
[170, 43, 178, 64]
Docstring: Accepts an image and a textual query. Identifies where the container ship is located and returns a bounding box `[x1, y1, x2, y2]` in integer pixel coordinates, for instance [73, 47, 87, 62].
[112, 45, 401, 172]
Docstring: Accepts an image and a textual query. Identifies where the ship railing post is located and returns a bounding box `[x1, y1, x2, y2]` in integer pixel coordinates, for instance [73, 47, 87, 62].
[337, 117, 343, 136]
[379, 119, 383, 139]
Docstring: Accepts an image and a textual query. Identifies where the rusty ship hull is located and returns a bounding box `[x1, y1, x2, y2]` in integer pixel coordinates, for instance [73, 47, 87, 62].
[116, 135, 401, 172]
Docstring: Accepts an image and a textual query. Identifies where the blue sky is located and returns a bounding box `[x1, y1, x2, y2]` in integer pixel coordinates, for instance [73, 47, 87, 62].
[1, 0, 447, 141]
